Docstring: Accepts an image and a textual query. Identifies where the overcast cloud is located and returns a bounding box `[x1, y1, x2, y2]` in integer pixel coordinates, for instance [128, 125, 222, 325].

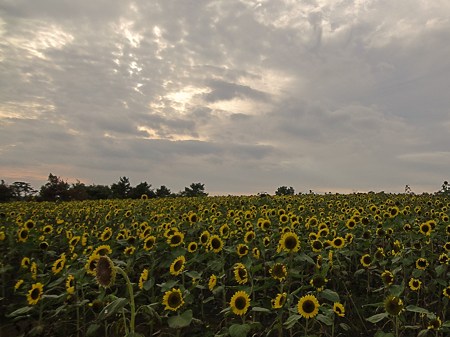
[1, 0, 449, 195]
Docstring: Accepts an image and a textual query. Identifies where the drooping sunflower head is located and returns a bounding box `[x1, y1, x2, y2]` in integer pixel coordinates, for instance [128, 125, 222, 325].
[138, 268, 149, 290]
[427, 316, 442, 330]
[384, 295, 404, 316]
[297, 294, 320, 319]
[95, 255, 116, 288]
[162, 288, 184, 312]
[230, 290, 251, 316]
[333, 302, 345, 317]
[170, 256, 186, 276]
[270, 263, 287, 282]
[233, 263, 248, 284]
[271, 292, 287, 309]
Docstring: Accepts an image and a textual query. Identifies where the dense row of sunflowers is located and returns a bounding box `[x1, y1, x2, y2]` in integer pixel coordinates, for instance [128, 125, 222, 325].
[0, 193, 449, 337]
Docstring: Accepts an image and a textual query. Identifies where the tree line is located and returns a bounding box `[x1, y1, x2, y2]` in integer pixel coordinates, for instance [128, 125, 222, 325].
[0, 174, 208, 202]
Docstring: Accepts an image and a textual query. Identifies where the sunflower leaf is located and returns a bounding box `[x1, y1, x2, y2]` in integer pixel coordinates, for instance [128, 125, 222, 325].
[405, 305, 431, 315]
[251, 306, 271, 313]
[6, 306, 34, 318]
[97, 297, 128, 320]
[316, 313, 333, 326]
[320, 289, 340, 302]
[228, 323, 251, 337]
[366, 312, 389, 323]
[283, 314, 301, 329]
[167, 309, 193, 329]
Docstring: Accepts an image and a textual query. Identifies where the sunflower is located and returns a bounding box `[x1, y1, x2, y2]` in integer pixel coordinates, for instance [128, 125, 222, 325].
[27, 282, 44, 305]
[208, 274, 217, 291]
[442, 286, 450, 299]
[143, 236, 156, 251]
[381, 270, 394, 286]
[384, 295, 404, 316]
[297, 294, 320, 319]
[95, 256, 116, 288]
[271, 292, 287, 309]
[415, 258, 429, 270]
[85, 254, 100, 276]
[345, 219, 356, 230]
[219, 224, 230, 238]
[208, 235, 224, 253]
[428, 316, 442, 330]
[30, 262, 37, 280]
[310, 274, 328, 291]
[252, 247, 260, 259]
[333, 302, 345, 317]
[236, 244, 249, 257]
[188, 213, 198, 223]
[270, 263, 287, 282]
[162, 288, 184, 311]
[52, 254, 66, 275]
[21, 257, 31, 269]
[139, 268, 149, 290]
[14, 279, 24, 291]
[444, 242, 450, 252]
[167, 231, 184, 247]
[170, 256, 186, 276]
[24, 219, 35, 230]
[419, 222, 432, 236]
[263, 236, 271, 247]
[310, 239, 323, 252]
[93, 245, 112, 256]
[278, 232, 300, 253]
[66, 274, 75, 294]
[230, 290, 251, 316]
[100, 227, 112, 241]
[187, 241, 198, 253]
[233, 263, 249, 284]
[408, 278, 422, 291]
[124, 246, 135, 255]
[244, 231, 255, 243]
[331, 236, 345, 249]
[43, 225, 53, 234]
[360, 254, 372, 268]
[17, 228, 29, 242]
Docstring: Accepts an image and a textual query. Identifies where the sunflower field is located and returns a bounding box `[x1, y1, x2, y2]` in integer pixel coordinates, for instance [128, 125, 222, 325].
[0, 193, 449, 337]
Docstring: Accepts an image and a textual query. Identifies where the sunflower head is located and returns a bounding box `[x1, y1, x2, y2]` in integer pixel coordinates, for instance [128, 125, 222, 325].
[271, 292, 287, 309]
[360, 254, 372, 268]
[95, 256, 116, 288]
[208, 274, 217, 291]
[270, 263, 287, 282]
[170, 255, 186, 276]
[278, 232, 300, 253]
[27, 282, 44, 305]
[381, 270, 394, 286]
[297, 294, 320, 319]
[230, 290, 251, 316]
[333, 302, 345, 317]
[408, 278, 422, 291]
[162, 288, 184, 311]
[384, 295, 404, 316]
[233, 263, 249, 284]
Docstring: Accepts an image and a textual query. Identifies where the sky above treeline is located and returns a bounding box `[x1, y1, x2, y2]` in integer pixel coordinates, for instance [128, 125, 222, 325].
[1, 0, 450, 195]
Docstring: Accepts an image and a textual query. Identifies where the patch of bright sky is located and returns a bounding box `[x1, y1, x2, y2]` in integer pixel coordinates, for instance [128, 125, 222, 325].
[0, 101, 55, 119]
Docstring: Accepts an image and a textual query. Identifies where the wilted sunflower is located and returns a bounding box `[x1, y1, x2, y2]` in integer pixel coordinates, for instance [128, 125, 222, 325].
[278, 232, 300, 253]
[208, 235, 224, 253]
[270, 263, 287, 282]
[143, 235, 156, 251]
[52, 254, 66, 275]
[360, 254, 372, 268]
[139, 268, 149, 290]
[297, 294, 320, 319]
[408, 278, 422, 291]
[170, 256, 186, 276]
[95, 255, 116, 288]
[208, 274, 217, 291]
[381, 270, 394, 286]
[428, 316, 442, 330]
[27, 282, 44, 305]
[66, 274, 75, 294]
[384, 295, 404, 316]
[230, 290, 251, 316]
[162, 288, 184, 311]
[271, 292, 287, 309]
[233, 263, 249, 284]
[333, 302, 345, 317]
[415, 258, 429, 270]
[236, 244, 249, 257]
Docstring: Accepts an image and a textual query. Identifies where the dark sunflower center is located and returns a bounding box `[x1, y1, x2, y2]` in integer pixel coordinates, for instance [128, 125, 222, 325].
[145, 239, 154, 249]
[312, 241, 322, 250]
[31, 288, 40, 299]
[168, 293, 181, 307]
[273, 265, 285, 277]
[238, 268, 247, 279]
[363, 256, 371, 264]
[235, 296, 247, 310]
[174, 260, 183, 271]
[171, 235, 181, 244]
[20, 230, 28, 239]
[211, 238, 221, 249]
[239, 246, 248, 254]
[334, 238, 343, 246]
[285, 236, 297, 249]
[302, 300, 316, 314]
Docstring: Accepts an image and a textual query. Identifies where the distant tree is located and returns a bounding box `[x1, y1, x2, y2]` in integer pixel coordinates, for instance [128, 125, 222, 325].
[155, 185, 172, 198]
[129, 182, 155, 199]
[438, 180, 449, 195]
[0, 180, 13, 202]
[86, 184, 112, 200]
[40, 173, 70, 201]
[275, 186, 295, 196]
[181, 182, 208, 197]
[11, 181, 37, 200]
[110, 177, 131, 199]
[67, 181, 89, 200]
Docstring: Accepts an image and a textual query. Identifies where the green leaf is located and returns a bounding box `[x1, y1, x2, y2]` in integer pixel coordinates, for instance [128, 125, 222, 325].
[320, 289, 340, 302]
[316, 313, 333, 326]
[126, 333, 144, 337]
[295, 253, 315, 265]
[158, 280, 178, 292]
[435, 264, 445, 277]
[86, 324, 101, 337]
[7, 306, 34, 318]
[167, 309, 193, 329]
[366, 312, 389, 323]
[47, 276, 65, 288]
[405, 305, 431, 315]
[98, 297, 128, 320]
[389, 283, 404, 297]
[228, 323, 251, 337]
[186, 271, 202, 279]
[251, 306, 271, 313]
[283, 314, 301, 329]
[417, 329, 430, 337]
[339, 323, 350, 331]
[143, 277, 155, 291]
[374, 331, 395, 337]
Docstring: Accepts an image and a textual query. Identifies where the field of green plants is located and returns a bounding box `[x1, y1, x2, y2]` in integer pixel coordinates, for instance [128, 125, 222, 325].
[0, 193, 449, 337]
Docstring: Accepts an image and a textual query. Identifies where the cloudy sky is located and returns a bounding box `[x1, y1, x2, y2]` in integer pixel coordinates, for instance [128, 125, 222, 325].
[1, 0, 450, 195]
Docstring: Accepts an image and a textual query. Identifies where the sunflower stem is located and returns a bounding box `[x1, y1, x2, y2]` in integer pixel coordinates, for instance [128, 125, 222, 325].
[115, 266, 136, 334]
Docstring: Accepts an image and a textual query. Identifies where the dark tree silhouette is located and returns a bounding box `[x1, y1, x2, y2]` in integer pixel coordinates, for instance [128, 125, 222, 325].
[110, 177, 131, 199]
[155, 185, 172, 198]
[275, 186, 295, 196]
[181, 182, 208, 197]
[40, 174, 70, 201]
